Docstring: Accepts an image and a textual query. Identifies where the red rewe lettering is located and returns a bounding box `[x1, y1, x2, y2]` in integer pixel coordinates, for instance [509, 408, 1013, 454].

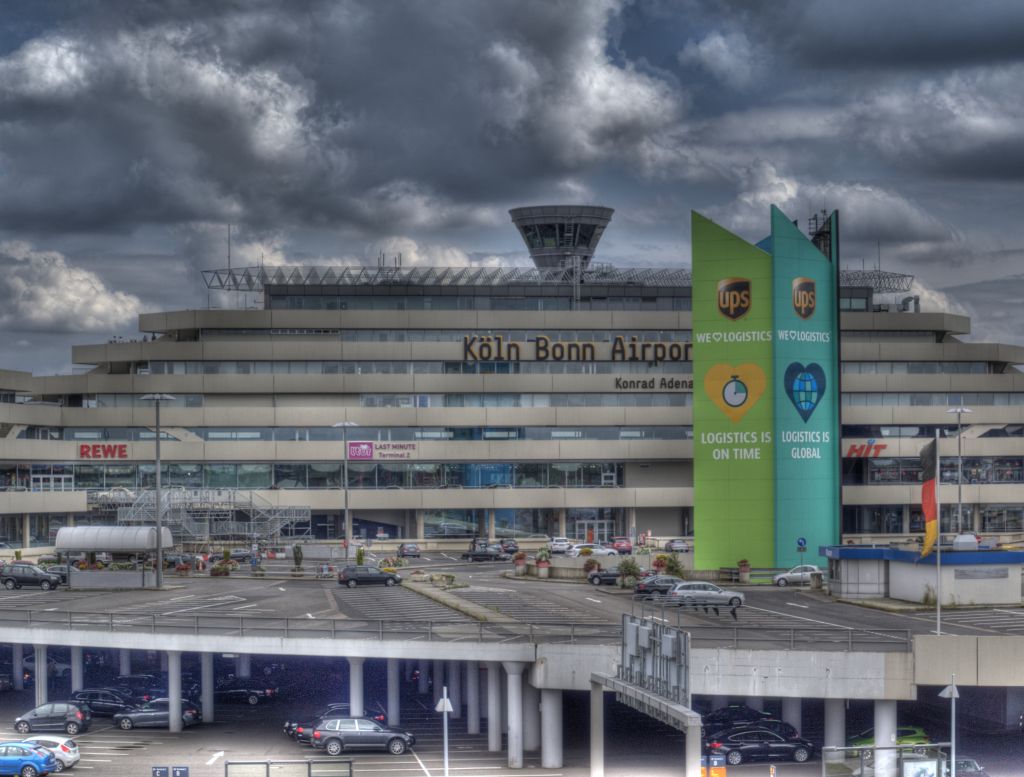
[102, 444, 117, 458]
[118, 444, 127, 458]
[79, 444, 91, 458]
[91, 444, 102, 458]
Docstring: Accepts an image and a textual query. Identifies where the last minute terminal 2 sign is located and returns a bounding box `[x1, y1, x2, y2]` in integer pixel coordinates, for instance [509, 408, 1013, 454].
[692, 206, 840, 569]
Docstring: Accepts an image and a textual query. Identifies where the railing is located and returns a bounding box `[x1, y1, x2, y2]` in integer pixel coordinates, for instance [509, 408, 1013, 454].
[0, 606, 914, 651]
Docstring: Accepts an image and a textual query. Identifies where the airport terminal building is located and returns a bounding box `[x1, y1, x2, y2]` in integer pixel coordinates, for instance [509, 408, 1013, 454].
[0, 205, 1022, 557]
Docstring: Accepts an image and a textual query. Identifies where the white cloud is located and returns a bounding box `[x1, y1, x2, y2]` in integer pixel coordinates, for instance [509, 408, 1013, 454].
[0, 242, 142, 332]
[678, 31, 760, 89]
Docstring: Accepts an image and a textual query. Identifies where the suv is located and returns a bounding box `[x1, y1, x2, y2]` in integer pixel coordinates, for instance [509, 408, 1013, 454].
[610, 536, 633, 554]
[311, 717, 416, 756]
[337, 566, 401, 588]
[548, 537, 572, 554]
[14, 702, 91, 735]
[1, 563, 61, 591]
[70, 688, 136, 716]
[396, 543, 421, 558]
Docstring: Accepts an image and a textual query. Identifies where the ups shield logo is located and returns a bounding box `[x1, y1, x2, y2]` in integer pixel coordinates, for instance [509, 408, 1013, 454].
[792, 277, 816, 319]
[717, 278, 751, 320]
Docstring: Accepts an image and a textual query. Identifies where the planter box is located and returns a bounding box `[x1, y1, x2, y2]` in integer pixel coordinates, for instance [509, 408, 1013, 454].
[67, 569, 157, 589]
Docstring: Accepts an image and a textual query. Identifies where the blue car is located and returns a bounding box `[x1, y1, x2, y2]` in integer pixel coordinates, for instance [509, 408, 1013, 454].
[0, 741, 57, 776]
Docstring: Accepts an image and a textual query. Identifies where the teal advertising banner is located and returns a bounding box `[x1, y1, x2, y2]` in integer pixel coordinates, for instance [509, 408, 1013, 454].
[770, 206, 840, 567]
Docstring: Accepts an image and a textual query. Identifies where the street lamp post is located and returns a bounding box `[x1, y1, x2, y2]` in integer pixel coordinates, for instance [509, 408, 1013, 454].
[946, 404, 973, 535]
[939, 675, 959, 777]
[141, 393, 175, 588]
[333, 421, 359, 560]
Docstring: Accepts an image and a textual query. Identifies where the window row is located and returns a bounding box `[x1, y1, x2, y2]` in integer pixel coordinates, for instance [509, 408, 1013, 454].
[1, 461, 628, 491]
[146, 360, 692, 375]
[841, 361, 992, 374]
[267, 295, 692, 312]
[843, 457, 1024, 485]
[362, 393, 691, 408]
[842, 504, 1023, 534]
[842, 393, 1024, 406]
[199, 328, 692, 343]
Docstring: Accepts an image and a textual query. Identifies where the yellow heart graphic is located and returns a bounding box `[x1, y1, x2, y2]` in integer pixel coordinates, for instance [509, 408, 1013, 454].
[704, 363, 767, 423]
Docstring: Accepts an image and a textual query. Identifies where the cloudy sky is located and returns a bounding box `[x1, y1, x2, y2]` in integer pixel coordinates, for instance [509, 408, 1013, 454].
[2, 0, 1023, 373]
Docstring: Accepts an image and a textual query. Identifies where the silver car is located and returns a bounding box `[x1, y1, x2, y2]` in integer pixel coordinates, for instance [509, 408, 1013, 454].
[23, 735, 80, 772]
[666, 581, 744, 607]
[773, 565, 821, 587]
[566, 543, 617, 557]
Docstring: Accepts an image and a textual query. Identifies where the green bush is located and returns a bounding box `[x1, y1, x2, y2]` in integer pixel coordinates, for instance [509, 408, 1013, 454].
[13, 550, 21, 561]
[616, 557, 642, 584]
[292, 544, 304, 568]
[355, 546, 365, 565]
[222, 548, 231, 562]
[579, 547, 593, 556]
[662, 554, 684, 578]
[582, 557, 601, 573]
[535, 547, 552, 563]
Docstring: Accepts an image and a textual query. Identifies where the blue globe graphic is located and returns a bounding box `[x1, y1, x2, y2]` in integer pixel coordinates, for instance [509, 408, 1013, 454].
[791, 371, 819, 413]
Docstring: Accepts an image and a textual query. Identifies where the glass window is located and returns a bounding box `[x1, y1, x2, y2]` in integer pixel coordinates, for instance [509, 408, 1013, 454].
[204, 464, 237, 489]
[308, 463, 341, 489]
[168, 463, 203, 488]
[237, 464, 272, 489]
[273, 464, 306, 489]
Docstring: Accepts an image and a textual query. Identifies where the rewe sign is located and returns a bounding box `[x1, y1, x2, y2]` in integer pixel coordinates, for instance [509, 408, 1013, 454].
[79, 443, 128, 459]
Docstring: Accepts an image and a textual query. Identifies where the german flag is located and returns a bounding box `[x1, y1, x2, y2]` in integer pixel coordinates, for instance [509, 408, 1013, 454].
[920, 439, 938, 557]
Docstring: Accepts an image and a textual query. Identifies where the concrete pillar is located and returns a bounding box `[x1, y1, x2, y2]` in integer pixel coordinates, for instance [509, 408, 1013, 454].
[466, 661, 480, 735]
[448, 660, 462, 719]
[540, 689, 563, 768]
[167, 651, 181, 733]
[523, 680, 540, 752]
[782, 697, 801, 731]
[824, 698, 845, 763]
[237, 654, 251, 679]
[34, 645, 46, 707]
[628, 506, 637, 534]
[387, 658, 400, 727]
[21, 515, 30, 549]
[500, 671, 507, 733]
[502, 662, 525, 769]
[12, 645, 23, 691]
[417, 660, 429, 695]
[487, 509, 497, 542]
[119, 649, 131, 676]
[874, 699, 898, 777]
[590, 680, 604, 777]
[432, 659, 444, 706]
[415, 510, 425, 540]
[685, 721, 702, 777]
[487, 662, 502, 752]
[201, 652, 215, 723]
[348, 657, 364, 718]
[558, 508, 567, 538]
[70, 647, 83, 692]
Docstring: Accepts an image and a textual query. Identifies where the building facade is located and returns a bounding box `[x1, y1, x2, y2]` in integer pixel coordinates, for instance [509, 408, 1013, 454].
[0, 206, 1021, 554]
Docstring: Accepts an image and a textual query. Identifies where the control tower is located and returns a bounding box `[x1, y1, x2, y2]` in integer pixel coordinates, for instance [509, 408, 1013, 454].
[509, 205, 614, 270]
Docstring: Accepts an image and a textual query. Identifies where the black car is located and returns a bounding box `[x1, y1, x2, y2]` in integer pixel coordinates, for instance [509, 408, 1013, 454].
[214, 678, 277, 705]
[706, 718, 798, 741]
[44, 565, 69, 584]
[705, 727, 814, 766]
[311, 717, 416, 756]
[396, 544, 421, 558]
[460, 544, 509, 562]
[703, 704, 773, 730]
[69, 688, 136, 716]
[14, 702, 91, 735]
[337, 566, 401, 588]
[284, 703, 387, 743]
[498, 539, 519, 553]
[113, 698, 200, 730]
[1, 563, 61, 591]
[633, 575, 683, 599]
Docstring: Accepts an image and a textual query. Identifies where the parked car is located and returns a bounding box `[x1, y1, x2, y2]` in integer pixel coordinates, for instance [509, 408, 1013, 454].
[950, 758, 990, 776]
[498, 539, 519, 553]
[848, 725, 931, 754]
[0, 741, 58, 776]
[705, 718, 798, 740]
[396, 543, 421, 558]
[460, 543, 509, 562]
[310, 717, 416, 756]
[773, 565, 822, 587]
[705, 727, 815, 765]
[14, 702, 91, 735]
[633, 575, 683, 599]
[1, 563, 61, 591]
[588, 567, 625, 586]
[664, 538, 690, 552]
[114, 698, 200, 730]
[228, 548, 252, 563]
[610, 536, 633, 554]
[566, 544, 616, 557]
[22, 655, 70, 679]
[284, 702, 387, 743]
[21, 735, 79, 772]
[213, 678, 278, 705]
[702, 705, 773, 731]
[43, 565, 69, 585]
[666, 581, 744, 608]
[69, 688, 136, 716]
[337, 566, 402, 588]
[548, 537, 572, 554]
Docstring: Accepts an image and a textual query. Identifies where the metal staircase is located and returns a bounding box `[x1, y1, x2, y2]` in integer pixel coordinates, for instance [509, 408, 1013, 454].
[116, 488, 312, 542]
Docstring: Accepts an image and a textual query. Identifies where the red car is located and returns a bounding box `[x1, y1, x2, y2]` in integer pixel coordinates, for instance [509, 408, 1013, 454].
[611, 536, 633, 554]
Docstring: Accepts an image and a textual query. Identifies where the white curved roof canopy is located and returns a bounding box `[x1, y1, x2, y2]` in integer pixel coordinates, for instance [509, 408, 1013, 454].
[55, 526, 174, 553]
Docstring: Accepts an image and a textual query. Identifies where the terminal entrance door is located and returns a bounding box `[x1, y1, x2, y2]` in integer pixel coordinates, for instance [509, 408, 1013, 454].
[30, 469, 73, 492]
[576, 518, 614, 544]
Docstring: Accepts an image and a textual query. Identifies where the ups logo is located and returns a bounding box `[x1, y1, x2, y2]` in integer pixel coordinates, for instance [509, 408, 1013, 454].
[717, 278, 751, 320]
[792, 277, 816, 319]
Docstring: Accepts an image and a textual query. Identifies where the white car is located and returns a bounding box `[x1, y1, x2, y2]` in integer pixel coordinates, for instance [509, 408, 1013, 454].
[666, 581, 744, 607]
[773, 565, 822, 587]
[566, 543, 617, 557]
[548, 537, 573, 553]
[23, 735, 80, 772]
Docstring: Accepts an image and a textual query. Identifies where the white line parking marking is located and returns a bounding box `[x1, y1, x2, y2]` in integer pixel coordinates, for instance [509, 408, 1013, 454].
[786, 602, 809, 608]
[585, 597, 602, 604]
[411, 749, 433, 776]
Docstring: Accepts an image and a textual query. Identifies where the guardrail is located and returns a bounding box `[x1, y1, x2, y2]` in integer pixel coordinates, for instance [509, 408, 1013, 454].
[0, 607, 617, 645]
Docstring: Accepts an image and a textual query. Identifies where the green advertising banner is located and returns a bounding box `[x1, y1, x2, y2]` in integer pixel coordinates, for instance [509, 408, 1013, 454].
[770, 207, 840, 567]
[692, 213, 776, 570]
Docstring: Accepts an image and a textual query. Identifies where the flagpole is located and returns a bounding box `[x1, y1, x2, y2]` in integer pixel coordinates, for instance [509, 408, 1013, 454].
[935, 427, 942, 635]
